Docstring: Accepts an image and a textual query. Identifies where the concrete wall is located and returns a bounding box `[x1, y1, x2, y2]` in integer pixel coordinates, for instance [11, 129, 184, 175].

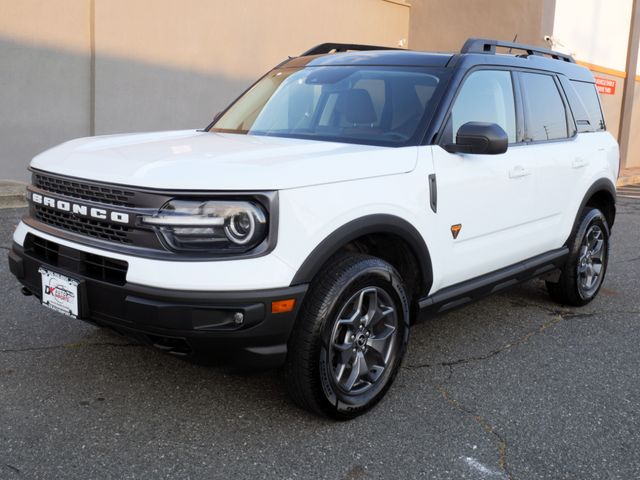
[0, 0, 92, 182]
[553, 0, 639, 167]
[627, 76, 640, 166]
[409, 0, 556, 51]
[553, 0, 636, 72]
[0, 0, 410, 182]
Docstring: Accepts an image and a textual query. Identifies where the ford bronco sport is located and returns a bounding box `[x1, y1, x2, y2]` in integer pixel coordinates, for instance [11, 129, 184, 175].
[8, 39, 618, 419]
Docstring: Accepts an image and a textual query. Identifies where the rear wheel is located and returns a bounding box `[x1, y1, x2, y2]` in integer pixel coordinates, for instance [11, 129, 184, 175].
[546, 207, 610, 306]
[284, 254, 410, 419]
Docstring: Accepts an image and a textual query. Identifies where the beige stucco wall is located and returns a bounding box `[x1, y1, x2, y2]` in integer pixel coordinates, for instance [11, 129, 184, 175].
[408, 0, 556, 51]
[0, 0, 92, 182]
[93, 0, 410, 135]
[0, 0, 410, 181]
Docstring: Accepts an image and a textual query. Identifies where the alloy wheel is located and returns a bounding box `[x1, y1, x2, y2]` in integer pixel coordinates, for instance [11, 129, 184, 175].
[328, 287, 398, 394]
[577, 224, 606, 297]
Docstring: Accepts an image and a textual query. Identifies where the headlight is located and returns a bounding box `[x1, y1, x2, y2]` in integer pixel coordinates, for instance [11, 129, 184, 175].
[141, 199, 268, 253]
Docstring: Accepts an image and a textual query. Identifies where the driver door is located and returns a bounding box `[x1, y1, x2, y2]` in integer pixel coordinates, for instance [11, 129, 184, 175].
[431, 69, 538, 289]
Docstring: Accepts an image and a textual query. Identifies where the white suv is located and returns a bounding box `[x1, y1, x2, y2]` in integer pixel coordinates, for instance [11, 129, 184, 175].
[8, 39, 618, 418]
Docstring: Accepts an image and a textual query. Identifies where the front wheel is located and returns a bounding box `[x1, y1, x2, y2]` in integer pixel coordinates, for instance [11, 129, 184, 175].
[546, 207, 610, 306]
[284, 254, 410, 419]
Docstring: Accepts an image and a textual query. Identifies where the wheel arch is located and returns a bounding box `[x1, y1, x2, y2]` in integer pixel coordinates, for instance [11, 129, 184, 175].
[290, 214, 433, 297]
[568, 178, 616, 243]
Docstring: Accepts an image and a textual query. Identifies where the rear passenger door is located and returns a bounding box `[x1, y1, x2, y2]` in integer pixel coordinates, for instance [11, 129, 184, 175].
[514, 71, 580, 251]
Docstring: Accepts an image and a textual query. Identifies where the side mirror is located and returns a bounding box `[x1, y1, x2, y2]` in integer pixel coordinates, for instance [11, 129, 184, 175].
[444, 122, 508, 155]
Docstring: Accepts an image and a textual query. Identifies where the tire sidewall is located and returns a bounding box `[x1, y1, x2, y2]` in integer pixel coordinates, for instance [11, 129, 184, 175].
[315, 259, 410, 417]
[569, 208, 610, 302]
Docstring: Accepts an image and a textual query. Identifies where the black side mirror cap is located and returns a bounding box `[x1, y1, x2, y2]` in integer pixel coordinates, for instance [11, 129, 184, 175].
[444, 121, 508, 155]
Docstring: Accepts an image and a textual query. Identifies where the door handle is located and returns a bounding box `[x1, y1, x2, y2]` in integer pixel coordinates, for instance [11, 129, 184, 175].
[572, 157, 588, 168]
[508, 165, 530, 178]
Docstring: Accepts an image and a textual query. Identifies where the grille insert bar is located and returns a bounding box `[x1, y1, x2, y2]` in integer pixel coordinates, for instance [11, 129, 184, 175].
[33, 173, 136, 207]
[33, 205, 134, 244]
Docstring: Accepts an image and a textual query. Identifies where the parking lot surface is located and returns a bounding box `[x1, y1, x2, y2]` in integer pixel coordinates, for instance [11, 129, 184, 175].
[1, 198, 639, 480]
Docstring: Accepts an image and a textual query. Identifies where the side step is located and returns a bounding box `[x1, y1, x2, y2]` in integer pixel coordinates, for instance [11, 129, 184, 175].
[416, 247, 569, 321]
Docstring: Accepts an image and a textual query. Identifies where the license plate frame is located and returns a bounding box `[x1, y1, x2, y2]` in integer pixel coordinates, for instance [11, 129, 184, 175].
[39, 267, 80, 318]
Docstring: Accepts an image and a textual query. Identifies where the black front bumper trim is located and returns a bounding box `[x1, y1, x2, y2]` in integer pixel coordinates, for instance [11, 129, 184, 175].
[9, 241, 307, 369]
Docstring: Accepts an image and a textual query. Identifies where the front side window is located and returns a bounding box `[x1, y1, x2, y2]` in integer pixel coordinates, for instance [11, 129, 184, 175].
[520, 72, 569, 141]
[211, 66, 447, 147]
[446, 69, 517, 144]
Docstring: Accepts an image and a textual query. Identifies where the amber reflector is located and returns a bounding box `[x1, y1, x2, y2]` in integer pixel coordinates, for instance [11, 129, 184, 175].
[271, 299, 296, 314]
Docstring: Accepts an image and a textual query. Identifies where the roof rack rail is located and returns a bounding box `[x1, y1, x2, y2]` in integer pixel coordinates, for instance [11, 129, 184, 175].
[300, 42, 399, 57]
[460, 38, 575, 63]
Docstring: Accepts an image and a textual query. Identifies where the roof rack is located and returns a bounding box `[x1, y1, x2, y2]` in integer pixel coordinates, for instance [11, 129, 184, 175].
[461, 38, 575, 63]
[300, 42, 400, 57]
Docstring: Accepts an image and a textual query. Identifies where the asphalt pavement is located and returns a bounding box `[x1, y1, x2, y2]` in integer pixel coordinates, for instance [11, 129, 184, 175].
[1, 198, 639, 480]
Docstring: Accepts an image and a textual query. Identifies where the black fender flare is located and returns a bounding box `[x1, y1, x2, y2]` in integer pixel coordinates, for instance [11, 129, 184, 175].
[290, 214, 433, 294]
[567, 178, 617, 244]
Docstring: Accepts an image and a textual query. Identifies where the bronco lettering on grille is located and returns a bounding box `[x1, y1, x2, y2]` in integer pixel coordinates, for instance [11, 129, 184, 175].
[30, 192, 130, 224]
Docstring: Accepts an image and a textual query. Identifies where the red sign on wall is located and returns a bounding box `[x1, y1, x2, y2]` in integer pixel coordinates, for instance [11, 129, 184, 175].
[594, 77, 617, 95]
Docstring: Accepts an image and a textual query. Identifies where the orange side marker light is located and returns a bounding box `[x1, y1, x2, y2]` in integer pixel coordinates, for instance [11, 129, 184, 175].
[272, 299, 296, 314]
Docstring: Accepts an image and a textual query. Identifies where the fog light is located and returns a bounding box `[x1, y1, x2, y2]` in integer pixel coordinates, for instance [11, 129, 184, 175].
[233, 312, 244, 325]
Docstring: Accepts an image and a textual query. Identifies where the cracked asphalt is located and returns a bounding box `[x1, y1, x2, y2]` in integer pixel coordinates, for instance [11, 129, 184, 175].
[1, 198, 639, 480]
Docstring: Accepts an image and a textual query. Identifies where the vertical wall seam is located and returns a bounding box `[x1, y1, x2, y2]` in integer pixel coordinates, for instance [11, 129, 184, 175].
[542, 0, 556, 37]
[618, 0, 640, 169]
[89, 0, 96, 136]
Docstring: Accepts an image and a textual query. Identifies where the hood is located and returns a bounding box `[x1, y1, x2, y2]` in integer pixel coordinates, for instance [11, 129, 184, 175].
[30, 130, 418, 190]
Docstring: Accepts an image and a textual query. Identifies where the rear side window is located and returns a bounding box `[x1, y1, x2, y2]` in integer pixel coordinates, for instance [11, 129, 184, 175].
[520, 72, 569, 142]
[571, 81, 606, 132]
[447, 70, 517, 143]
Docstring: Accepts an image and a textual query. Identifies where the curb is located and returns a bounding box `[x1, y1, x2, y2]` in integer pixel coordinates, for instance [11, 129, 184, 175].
[0, 181, 27, 209]
[617, 175, 640, 187]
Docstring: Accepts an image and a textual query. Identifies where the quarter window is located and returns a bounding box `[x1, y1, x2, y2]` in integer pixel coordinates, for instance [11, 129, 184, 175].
[448, 70, 517, 144]
[520, 73, 569, 141]
[571, 80, 606, 132]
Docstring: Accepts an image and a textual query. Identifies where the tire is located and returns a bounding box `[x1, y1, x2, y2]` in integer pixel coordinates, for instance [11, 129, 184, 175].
[546, 207, 610, 306]
[284, 254, 410, 420]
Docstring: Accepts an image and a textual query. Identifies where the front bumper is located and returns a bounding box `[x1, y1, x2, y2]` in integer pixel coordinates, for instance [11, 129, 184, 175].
[8, 240, 307, 369]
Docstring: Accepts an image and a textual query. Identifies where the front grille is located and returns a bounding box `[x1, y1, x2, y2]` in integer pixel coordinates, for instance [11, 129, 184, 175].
[33, 204, 134, 244]
[24, 234, 129, 285]
[33, 172, 136, 207]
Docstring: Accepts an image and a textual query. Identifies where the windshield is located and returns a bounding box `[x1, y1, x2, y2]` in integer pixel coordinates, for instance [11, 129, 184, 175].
[210, 66, 448, 147]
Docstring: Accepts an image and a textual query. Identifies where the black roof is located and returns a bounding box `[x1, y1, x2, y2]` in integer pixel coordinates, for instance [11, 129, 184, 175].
[284, 39, 594, 83]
